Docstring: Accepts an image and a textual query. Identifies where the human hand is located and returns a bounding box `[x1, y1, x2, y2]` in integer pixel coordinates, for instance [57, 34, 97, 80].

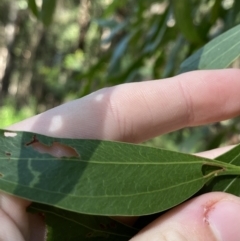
[2, 69, 240, 240]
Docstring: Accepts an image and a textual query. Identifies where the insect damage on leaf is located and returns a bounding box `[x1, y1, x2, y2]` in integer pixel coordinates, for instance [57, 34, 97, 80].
[1, 129, 240, 217]
[0, 132, 15, 161]
[5, 152, 11, 161]
[25, 134, 80, 158]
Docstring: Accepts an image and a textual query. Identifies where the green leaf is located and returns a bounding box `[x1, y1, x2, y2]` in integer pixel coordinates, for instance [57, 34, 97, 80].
[162, 35, 186, 78]
[29, 203, 138, 241]
[180, 24, 240, 72]
[108, 34, 132, 74]
[0, 130, 238, 216]
[204, 144, 240, 196]
[27, 0, 39, 18]
[226, 0, 240, 28]
[98, 21, 127, 44]
[40, 0, 57, 26]
[102, 0, 128, 18]
[143, 6, 169, 55]
[210, 0, 222, 25]
[171, 0, 204, 45]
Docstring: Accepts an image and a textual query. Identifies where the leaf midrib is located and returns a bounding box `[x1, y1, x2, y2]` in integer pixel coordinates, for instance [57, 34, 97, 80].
[0, 157, 204, 165]
[0, 175, 205, 198]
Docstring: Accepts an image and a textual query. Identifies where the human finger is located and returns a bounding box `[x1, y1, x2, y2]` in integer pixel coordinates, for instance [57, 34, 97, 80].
[8, 69, 240, 143]
[4, 69, 240, 237]
[195, 145, 235, 159]
[0, 192, 45, 241]
[0, 208, 26, 241]
[130, 192, 240, 241]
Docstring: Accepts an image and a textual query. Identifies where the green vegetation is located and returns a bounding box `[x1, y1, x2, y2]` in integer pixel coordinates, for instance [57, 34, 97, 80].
[1, 1, 240, 240]
[0, 0, 240, 153]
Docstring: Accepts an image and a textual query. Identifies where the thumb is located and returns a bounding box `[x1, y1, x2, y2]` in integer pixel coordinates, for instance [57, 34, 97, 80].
[131, 192, 240, 241]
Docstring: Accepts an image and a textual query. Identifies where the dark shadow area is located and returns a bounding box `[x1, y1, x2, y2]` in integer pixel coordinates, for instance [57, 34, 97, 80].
[198, 175, 240, 196]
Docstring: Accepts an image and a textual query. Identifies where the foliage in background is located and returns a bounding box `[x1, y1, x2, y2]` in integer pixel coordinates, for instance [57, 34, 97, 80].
[0, 0, 240, 152]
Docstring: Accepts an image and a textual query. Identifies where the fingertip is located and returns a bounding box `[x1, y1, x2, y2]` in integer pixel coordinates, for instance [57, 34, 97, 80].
[208, 198, 240, 241]
[131, 192, 240, 241]
[0, 209, 26, 241]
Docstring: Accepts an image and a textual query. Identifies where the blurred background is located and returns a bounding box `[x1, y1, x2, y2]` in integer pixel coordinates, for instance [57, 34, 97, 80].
[0, 0, 240, 152]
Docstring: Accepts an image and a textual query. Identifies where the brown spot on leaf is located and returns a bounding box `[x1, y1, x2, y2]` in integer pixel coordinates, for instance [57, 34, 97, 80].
[99, 223, 108, 230]
[5, 152, 11, 160]
[109, 221, 117, 229]
[25, 135, 39, 146]
[26, 136, 79, 158]
[0, 173, 3, 177]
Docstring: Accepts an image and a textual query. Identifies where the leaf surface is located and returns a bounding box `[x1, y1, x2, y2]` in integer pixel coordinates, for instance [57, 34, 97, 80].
[204, 144, 240, 195]
[172, 0, 203, 44]
[29, 203, 138, 241]
[40, 0, 57, 26]
[27, 0, 39, 18]
[180, 24, 240, 72]
[0, 130, 229, 215]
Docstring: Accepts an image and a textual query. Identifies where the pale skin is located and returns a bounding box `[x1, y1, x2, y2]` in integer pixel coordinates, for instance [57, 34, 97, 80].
[2, 69, 240, 240]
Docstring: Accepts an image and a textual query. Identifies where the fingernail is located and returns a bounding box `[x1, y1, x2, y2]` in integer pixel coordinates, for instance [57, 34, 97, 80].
[208, 200, 240, 241]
